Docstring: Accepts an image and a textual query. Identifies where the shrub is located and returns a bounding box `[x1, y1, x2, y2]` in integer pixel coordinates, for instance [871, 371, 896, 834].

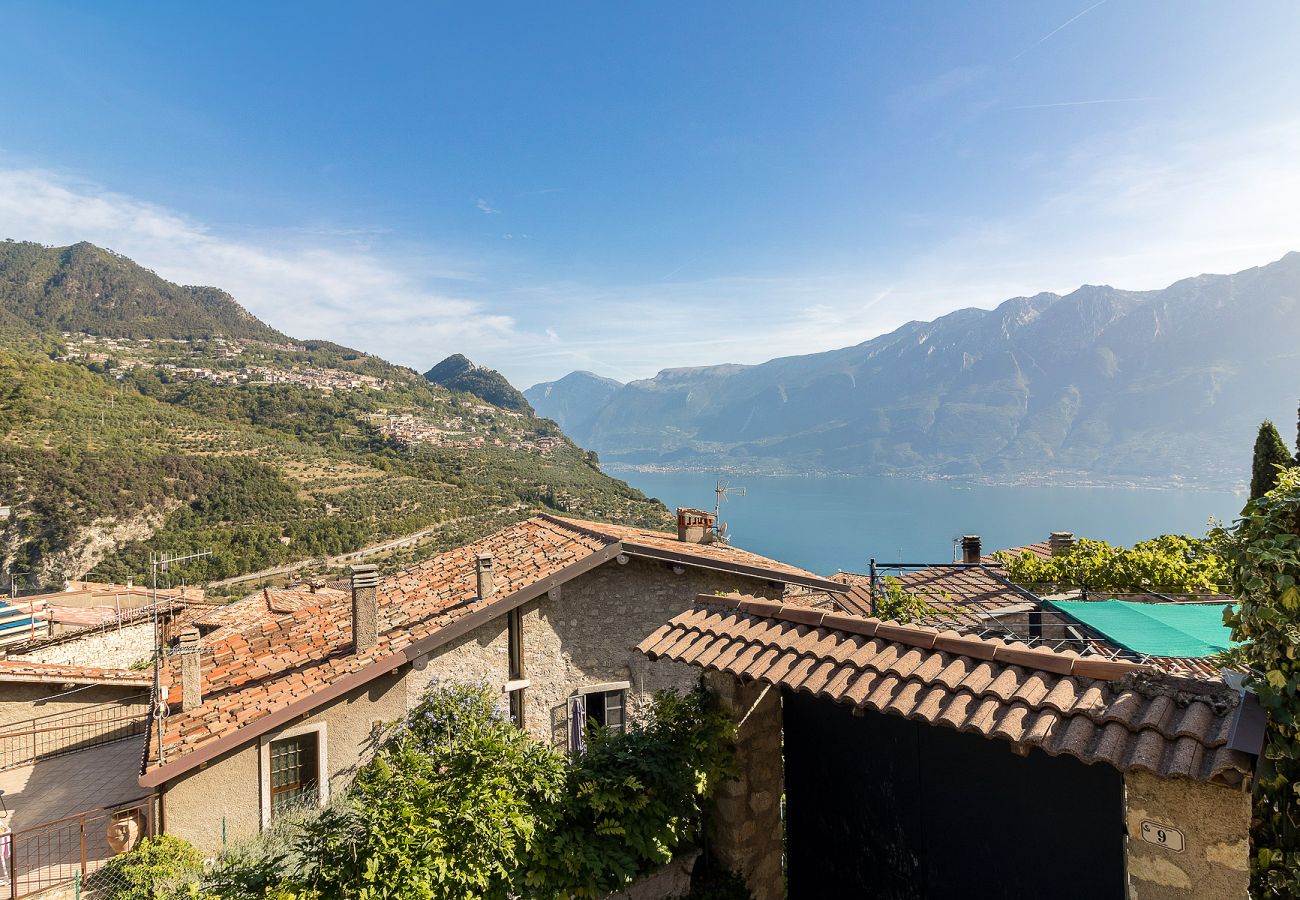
[294, 681, 565, 900]
[997, 534, 1227, 594]
[86, 834, 204, 899]
[523, 685, 737, 898]
[1219, 467, 1300, 896]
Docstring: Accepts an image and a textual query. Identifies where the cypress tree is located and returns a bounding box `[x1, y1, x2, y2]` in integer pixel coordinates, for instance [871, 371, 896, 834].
[1251, 420, 1293, 499]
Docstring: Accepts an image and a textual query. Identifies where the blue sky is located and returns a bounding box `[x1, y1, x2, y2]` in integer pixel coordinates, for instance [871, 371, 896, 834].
[3, 2, 1300, 386]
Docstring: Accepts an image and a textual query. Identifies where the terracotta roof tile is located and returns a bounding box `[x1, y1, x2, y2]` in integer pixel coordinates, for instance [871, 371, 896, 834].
[636, 594, 1258, 786]
[0, 659, 152, 687]
[147, 515, 828, 778]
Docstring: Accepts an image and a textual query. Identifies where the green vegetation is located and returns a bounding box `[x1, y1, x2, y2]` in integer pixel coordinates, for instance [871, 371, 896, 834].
[872, 575, 948, 624]
[523, 687, 737, 897]
[112, 682, 741, 899]
[996, 535, 1228, 594]
[425, 353, 533, 413]
[0, 243, 668, 586]
[1219, 466, 1300, 897]
[0, 240, 287, 341]
[86, 834, 205, 899]
[1252, 420, 1294, 500]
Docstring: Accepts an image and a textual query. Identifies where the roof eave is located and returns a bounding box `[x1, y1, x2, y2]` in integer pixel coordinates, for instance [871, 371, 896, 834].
[619, 542, 848, 594]
[139, 540, 625, 788]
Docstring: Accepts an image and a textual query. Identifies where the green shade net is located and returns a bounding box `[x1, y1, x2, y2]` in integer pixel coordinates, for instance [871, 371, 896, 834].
[1044, 599, 1236, 658]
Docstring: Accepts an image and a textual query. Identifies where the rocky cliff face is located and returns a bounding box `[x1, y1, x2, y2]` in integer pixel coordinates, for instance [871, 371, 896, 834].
[546, 253, 1300, 486]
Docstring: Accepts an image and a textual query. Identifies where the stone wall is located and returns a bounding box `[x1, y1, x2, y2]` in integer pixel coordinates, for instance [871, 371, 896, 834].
[407, 555, 781, 748]
[16, 621, 156, 669]
[1124, 770, 1251, 900]
[705, 671, 783, 900]
[605, 849, 700, 899]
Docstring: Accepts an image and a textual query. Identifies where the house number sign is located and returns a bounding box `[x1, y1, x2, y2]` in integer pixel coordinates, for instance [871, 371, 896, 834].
[1139, 820, 1185, 852]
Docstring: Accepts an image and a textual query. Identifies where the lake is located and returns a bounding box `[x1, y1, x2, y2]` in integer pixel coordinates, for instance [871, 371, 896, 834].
[615, 471, 1245, 576]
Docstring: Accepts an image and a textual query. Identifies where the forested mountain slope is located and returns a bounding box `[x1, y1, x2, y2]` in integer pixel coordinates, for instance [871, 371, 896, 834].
[0, 241, 666, 588]
[546, 253, 1300, 486]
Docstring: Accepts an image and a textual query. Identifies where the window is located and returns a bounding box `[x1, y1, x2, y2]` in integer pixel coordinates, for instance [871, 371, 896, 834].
[269, 732, 319, 818]
[584, 689, 626, 734]
[259, 722, 327, 826]
[507, 608, 525, 727]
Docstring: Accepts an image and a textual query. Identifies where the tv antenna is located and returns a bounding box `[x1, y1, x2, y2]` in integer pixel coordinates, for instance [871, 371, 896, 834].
[713, 479, 746, 541]
[149, 549, 211, 767]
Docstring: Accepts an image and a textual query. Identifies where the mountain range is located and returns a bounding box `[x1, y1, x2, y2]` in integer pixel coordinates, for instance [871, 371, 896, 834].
[0, 240, 665, 588]
[527, 253, 1300, 487]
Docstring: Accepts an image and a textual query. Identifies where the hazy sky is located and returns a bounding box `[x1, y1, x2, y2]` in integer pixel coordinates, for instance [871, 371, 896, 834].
[3, 2, 1300, 386]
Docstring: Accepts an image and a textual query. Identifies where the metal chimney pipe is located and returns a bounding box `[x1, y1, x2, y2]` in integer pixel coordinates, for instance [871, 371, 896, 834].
[350, 564, 380, 652]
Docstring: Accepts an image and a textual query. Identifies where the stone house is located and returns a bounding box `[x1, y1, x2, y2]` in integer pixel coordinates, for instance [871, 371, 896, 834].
[138, 512, 845, 852]
[640, 594, 1265, 900]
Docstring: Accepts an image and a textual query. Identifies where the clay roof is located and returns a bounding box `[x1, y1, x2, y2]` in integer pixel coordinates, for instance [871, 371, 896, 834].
[637, 595, 1259, 786]
[192, 586, 348, 639]
[832, 566, 1032, 627]
[0, 659, 152, 687]
[141, 514, 836, 785]
[985, 540, 1053, 563]
[540, 514, 840, 588]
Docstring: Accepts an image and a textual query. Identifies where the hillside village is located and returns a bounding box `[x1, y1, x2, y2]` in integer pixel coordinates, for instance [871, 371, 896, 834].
[0, 233, 1296, 899]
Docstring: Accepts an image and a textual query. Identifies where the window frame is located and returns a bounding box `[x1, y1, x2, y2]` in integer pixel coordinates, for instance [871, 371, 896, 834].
[259, 721, 328, 828]
[507, 607, 525, 727]
[571, 681, 631, 748]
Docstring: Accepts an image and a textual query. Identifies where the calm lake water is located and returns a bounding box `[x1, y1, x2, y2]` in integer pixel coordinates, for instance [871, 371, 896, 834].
[615, 471, 1245, 576]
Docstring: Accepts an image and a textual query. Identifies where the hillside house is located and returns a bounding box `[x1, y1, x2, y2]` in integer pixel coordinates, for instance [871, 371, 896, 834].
[135, 511, 844, 852]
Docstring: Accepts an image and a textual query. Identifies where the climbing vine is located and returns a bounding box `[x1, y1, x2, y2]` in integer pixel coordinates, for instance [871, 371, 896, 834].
[1220, 466, 1300, 896]
[996, 535, 1227, 594]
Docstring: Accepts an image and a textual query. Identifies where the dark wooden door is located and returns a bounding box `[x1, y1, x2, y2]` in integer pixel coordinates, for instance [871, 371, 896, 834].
[784, 691, 1125, 899]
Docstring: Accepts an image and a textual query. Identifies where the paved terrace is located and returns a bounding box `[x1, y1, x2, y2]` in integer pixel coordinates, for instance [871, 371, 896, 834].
[0, 738, 149, 896]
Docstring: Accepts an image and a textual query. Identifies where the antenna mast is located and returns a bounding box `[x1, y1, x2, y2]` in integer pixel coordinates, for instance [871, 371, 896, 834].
[713, 479, 746, 540]
[150, 549, 211, 767]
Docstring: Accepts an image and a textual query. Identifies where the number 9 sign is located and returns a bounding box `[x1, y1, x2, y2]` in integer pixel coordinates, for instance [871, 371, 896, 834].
[1139, 820, 1185, 853]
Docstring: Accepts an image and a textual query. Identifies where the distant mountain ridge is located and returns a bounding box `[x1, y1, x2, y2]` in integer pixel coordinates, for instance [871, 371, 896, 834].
[424, 353, 533, 413]
[524, 370, 622, 435]
[0, 240, 288, 342]
[532, 253, 1300, 487]
[0, 240, 665, 586]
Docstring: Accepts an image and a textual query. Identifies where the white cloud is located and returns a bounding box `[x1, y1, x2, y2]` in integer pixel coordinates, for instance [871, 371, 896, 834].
[498, 116, 1300, 384]
[476, 198, 499, 214]
[0, 169, 517, 369]
[3, 114, 1299, 389]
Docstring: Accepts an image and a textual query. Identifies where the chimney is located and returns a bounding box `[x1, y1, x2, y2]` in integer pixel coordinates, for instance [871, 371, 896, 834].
[475, 553, 496, 601]
[350, 564, 379, 653]
[676, 508, 717, 544]
[960, 535, 982, 565]
[1049, 532, 1075, 556]
[178, 626, 202, 712]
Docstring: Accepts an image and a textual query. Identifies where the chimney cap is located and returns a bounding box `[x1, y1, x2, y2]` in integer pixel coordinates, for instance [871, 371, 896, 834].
[350, 564, 380, 590]
[475, 552, 494, 565]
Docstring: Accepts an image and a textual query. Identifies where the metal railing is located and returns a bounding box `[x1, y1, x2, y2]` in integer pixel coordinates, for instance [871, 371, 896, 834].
[0, 602, 49, 650]
[0, 696, 150, 771]
[4, 795, 155, 898]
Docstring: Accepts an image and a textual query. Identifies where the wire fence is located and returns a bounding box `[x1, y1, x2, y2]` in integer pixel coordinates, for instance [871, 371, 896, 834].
[4, 795, 154, 898]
